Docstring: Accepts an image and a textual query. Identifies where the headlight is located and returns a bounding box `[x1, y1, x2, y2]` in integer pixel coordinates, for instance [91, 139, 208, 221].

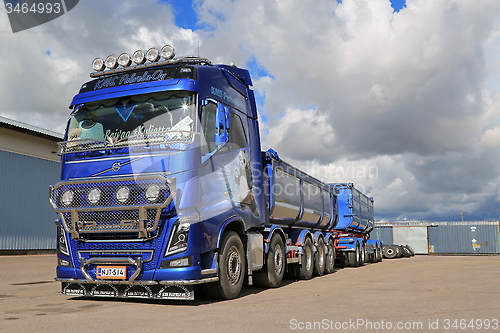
[161, 45, 175, 60]
[92, 57, 105, 71]
[132, 50, 146, 65]
[118, 53, 132, 67]
[57, 225, 69, 257]
[88, 188, 102, 205]
[145, 184, 160, 203]
[105, 55, 118, 69]
[61, 190, 74, 206]
[165, 221, 190, 256]
[146, 47, 160, 62]
[116, 186, 130, 204]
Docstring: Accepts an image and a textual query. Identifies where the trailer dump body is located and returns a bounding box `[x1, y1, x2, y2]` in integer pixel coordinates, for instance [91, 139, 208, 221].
[333, 183, 374, 233]
[50, 45, 382, 300]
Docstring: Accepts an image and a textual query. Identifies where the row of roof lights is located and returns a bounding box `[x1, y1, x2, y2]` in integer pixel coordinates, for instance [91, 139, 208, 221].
[92, 45, 176, 72]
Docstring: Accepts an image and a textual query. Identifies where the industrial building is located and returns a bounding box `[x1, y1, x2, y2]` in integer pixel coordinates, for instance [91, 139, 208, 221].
[374, 221, 500, 255]
[0, 116, 63, 252]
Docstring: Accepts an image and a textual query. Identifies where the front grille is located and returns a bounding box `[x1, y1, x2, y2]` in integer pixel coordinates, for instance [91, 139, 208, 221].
[50, 175, 175, 241]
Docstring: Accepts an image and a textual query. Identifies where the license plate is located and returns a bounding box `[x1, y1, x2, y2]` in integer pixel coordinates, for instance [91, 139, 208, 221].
[96, 266, 127, 279]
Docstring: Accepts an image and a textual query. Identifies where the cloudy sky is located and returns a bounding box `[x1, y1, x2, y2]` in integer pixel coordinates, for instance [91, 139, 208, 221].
[1, 0, 500, 222]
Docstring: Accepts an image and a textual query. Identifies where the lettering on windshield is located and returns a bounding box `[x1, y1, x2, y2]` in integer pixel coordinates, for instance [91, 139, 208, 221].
[94, 70, 169, 90]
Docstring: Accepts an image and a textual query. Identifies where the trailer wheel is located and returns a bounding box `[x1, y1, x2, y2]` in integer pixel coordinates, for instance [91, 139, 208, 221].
[347, 242, 360, 267]
[369, 248, 377, 263]
[359, 242, 366, 266]
[298, 237, 314, 279]
[313, 237, 326, 276]
[324, 238, 336, 274]
[254, 233, 285, 288]
[202, 231, 245, 300]
[383, 245, 398, 259]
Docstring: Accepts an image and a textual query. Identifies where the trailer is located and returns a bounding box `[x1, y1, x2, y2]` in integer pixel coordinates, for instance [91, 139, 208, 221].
[332, 183, 382, 266]
[49, 45, 381, 300]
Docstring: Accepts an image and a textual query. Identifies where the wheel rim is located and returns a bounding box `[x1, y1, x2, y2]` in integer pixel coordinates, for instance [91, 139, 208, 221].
[274, 244, 283, 275]
[226, 245, 241, 285]
[305, 245, 312, 271]
[318, 243, 324, 267]
[327, 243, 334, 265]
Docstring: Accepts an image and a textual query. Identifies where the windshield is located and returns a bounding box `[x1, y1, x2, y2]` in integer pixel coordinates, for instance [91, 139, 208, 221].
[60, 91, 197, 154]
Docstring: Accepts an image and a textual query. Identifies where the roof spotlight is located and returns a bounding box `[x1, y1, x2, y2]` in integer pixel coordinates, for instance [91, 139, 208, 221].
[146, 48, 160, 62]
[92, 57, 105, 71]
[118, 53, 132, 67]
[105, 55, 118, 69]
[161, 45, 175, 60]
[132, 50, 146, 65]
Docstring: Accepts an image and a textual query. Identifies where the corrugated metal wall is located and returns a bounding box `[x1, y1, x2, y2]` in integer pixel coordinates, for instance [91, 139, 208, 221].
[0, 150, 60, 250]
[428, 222, 500, 255]
[374, 222, 500, 255]
[372, 226, 393, 245]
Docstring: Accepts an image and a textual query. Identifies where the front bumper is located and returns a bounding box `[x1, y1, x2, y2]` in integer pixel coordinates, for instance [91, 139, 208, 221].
[57, 275, 218, 300]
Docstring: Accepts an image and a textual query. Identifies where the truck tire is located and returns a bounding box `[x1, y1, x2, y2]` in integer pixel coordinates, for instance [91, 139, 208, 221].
[395, 245, 404, 258]
[383, 245, 398, 259]
[253, 233, 285, 288]
[202, 231, 245, 300]
[369, 247, 377, 263]
[359, 242, 366, 266]
[377, 243, 383, 262]
[298, 237, 314, 280]
[347, 242, 360, 267]
[313, 237, 326, 276]
[402, 246, 412, 257]
[338, 252, 349, 267]
[324, 238, 336, 274]
[405, 245, 415, 256]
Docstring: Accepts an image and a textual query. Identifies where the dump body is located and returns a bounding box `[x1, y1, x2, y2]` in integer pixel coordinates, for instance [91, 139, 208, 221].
[332, 183, 374, 234]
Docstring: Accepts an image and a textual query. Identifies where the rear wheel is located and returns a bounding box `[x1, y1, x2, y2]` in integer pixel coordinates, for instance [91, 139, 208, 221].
[298, 237, 314, 279]
[347, 242, 360, 267]
[359, 242, 366, 266]
[202, 231, 245, 300]
[254, 233, 285, 288]
[324, 238, 336, 274]
[313, 237, 326, 276]
[377, 243, 383, 262]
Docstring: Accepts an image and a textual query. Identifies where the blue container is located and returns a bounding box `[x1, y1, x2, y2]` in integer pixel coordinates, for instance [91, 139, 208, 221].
[427, 222, 499, 254]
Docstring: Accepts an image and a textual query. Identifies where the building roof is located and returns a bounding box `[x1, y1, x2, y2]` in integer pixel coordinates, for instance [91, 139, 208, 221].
[0, 115, 64, 141]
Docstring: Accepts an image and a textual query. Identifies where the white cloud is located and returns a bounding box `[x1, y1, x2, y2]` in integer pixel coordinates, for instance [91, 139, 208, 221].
[2, 0, 500, 221]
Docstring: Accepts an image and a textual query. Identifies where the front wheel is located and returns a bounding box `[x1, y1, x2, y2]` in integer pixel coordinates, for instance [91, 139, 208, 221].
[203, 231, 246, 300]
[254, 233, 285, 288]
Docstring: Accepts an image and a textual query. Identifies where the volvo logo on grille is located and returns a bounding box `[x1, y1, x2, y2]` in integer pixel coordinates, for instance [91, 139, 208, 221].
[112, 162, 121, 172]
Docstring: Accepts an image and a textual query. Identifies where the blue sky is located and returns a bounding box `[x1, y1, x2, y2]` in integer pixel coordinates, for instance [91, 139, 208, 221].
[167, 0, 407, 30]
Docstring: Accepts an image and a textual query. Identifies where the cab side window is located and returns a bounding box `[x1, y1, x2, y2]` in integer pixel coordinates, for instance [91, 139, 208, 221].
[228, 112, 247, 150]
[200, 100, 217, 154]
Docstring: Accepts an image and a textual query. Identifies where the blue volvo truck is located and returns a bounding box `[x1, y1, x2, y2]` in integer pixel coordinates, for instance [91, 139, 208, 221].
[49, 45, 381, 300]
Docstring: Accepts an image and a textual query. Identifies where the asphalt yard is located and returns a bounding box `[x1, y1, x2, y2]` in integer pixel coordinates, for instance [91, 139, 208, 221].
[0, 254, 499, 332]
